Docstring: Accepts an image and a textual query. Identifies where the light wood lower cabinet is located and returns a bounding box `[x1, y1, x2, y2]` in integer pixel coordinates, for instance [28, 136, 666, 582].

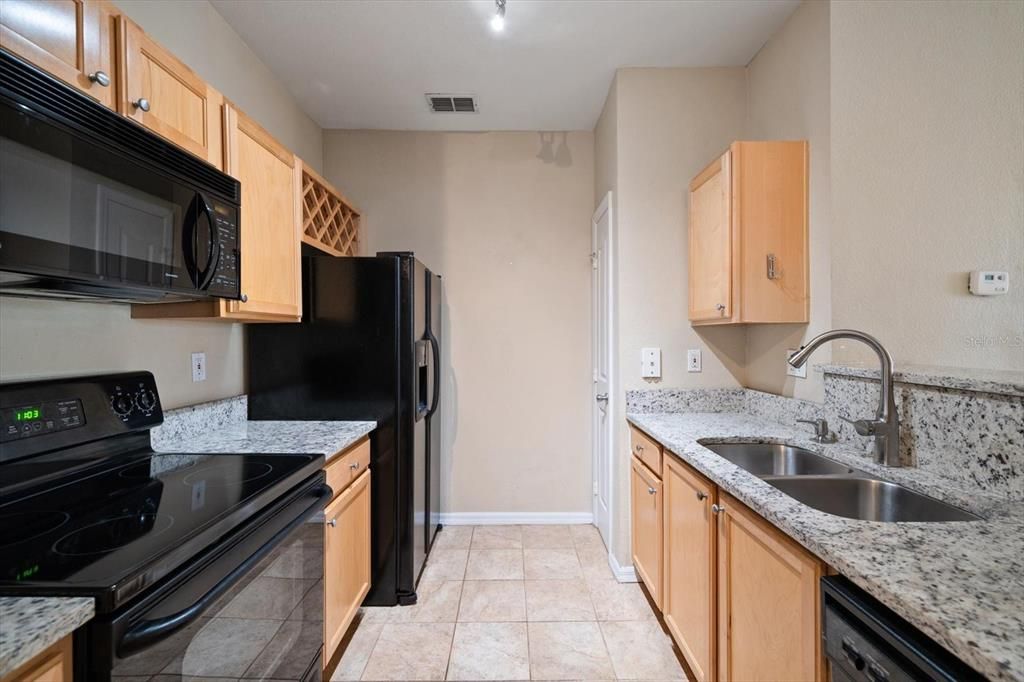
[324, 467, 371, 667]
[716, 491, 824, 682]
[0, 635, 72, 682]
[0, 0, 116, 109]
[630, 455, 662, 609]
[662, 455, 717, 682]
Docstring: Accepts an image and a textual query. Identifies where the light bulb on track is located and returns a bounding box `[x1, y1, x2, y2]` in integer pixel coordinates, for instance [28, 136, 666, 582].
[491, 0, 506, 32]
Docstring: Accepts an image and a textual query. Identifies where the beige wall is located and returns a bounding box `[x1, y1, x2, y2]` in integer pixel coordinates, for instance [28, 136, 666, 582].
[830, 0, 1024, 370]
[323, 130, 595, 516]
[0, 0, 323, 409]
[608, 68, 748, 564]
[744, 0, 831, 401]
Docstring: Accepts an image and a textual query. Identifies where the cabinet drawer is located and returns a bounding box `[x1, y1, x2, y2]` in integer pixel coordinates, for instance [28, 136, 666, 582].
[325, 437, 370, 497]
[630, 426, 662, 475]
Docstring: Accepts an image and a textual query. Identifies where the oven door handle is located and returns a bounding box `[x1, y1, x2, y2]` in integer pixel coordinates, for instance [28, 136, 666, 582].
[117, 482, 331, 657]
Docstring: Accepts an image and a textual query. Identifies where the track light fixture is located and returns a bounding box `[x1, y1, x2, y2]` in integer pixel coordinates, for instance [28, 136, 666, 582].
[491, 0, 506, 32]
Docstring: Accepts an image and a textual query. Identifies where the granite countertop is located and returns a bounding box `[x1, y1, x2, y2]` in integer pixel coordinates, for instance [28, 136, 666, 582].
[627, 411, 1024, 682]
[152, 419, 377, 462]
[817, 361, 1024, 398]
[0, 597, 94, 677]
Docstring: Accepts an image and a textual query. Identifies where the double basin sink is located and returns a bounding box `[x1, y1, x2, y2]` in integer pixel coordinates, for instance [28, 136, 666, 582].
[701, 442, 982, 522]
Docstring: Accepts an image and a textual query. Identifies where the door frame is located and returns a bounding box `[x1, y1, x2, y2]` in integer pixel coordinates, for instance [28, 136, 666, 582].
[591, 191, 616, 548]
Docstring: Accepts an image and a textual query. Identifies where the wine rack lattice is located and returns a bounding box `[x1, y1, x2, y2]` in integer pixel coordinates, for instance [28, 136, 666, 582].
[301, 162, 360, 256]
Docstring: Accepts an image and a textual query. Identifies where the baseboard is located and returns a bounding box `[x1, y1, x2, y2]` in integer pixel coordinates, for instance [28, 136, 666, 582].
[608, 550, 638, 583]
[438, 512, 594, 526]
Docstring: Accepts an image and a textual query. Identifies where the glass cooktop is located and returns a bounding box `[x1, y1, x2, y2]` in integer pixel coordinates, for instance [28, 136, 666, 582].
[0, 451, 319, 591]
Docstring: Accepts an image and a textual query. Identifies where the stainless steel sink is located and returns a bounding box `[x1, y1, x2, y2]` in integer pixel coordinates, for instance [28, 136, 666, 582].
[762, 476, 983, 522]
[701, 442, 857, 476]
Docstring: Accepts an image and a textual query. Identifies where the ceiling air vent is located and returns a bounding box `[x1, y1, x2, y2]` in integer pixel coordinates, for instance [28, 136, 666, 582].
[426, 94, 479, 114]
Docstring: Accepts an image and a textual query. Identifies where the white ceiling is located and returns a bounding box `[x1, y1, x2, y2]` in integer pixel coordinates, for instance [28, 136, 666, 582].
[210, 0, 799, 132]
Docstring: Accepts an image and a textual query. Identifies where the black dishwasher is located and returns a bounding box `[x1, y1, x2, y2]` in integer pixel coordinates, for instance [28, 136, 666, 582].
[822, 576, 986, 682]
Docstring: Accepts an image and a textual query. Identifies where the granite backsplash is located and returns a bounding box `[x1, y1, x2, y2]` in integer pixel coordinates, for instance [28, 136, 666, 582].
[627, 365, 1024, 499]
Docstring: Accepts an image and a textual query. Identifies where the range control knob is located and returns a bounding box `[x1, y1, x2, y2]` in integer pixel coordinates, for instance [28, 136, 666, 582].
[112, 394, 134, 417]
[136, 389, 157, 412]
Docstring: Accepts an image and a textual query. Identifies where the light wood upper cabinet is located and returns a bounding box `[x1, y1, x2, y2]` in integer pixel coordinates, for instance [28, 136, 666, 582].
[1, 0, 116, 108]
[662, 455, 717, 682]
[118, 17, 223, 167]
[221, 102, 302, 320]
[324, 468, 372, 666]
[630, 455, 663, 609]
[688, 141, 808, 325]
[717, 490, 824, 682]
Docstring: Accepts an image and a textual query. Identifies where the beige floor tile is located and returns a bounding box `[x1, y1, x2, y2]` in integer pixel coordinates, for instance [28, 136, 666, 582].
[358, 606, 397, 624]
[570, 524, 606, 550]
[457, 580, 527, 622]
[576, 547, 616, 583]
[524, 548, 584, 580]
[600, 621, 685, 680]
[587, 580, 657, 621]
[521, 524, 574, 549]
[471, 525, 523, 549]
[527, 621, 614, 681]
[431, 526, 474, 550]
[331, 622, 385, 680]
[465, 549, 524, 580]
[361, 623, 455, 680]
[391, 581, 463, 623]
[421, 549, 469, 582]
[447, 622, 530, 680]
[525, 580, 596, 622]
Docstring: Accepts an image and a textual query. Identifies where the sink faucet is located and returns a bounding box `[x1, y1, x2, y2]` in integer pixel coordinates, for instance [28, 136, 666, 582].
[787, 329, 901, 467]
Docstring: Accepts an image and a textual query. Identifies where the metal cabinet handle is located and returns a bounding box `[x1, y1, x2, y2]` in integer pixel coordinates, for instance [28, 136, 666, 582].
[647, 486, 656, 495]
[88, 71, 110, 87]
[240, 293, 248, 303]
[696, 491, 708, 501]
[350, 462, 360, 470]
[715, 303, 726, 312]
[766, 253, 779, 280]
[327, 518, 337, 527]
[133, 98, 151, 112]
[635, 444, 644, 453]
[711, 503, 725, 514]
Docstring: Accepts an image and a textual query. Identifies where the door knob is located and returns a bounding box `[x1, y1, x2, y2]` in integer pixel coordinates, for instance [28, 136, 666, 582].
[350, 462, 360, 470]
[133, 98, 151, 112]
[595, 393, 608, 402]
[711, 504, 725, 514]
[715, 303, 726, 312]
[647, 487, 656, 495]
[696, 491, 708, 501]
[88, 71, 110, 87]
[327, 518, 337, 527]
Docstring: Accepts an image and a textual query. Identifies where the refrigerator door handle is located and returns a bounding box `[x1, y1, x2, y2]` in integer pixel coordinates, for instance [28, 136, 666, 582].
[426, 331, 441, 419]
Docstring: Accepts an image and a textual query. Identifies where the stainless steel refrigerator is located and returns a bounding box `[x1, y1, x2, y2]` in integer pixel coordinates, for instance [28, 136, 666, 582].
[247, 252, 442, 605]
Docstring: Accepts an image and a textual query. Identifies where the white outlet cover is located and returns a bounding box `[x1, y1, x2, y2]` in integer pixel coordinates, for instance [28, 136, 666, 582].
[191, 352, 207, 382]
[786, 349, 806, 378]
[641, 347, 661, 378]
[687, 349, 702, 373]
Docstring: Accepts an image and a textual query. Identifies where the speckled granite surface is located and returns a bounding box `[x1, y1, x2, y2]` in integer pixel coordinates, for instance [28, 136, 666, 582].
[819, 362, 1024, 398]
[627, 410, 1024, 682]
[0, 597, 93, 676]
[151, 395, 376, 462]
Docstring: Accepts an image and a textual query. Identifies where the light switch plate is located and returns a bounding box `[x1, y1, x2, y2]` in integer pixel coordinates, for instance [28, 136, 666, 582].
[687, 349, 702, 373]
[641, 347, 661, 378]
[191, 352, 207, 382]
[786, 349, 806, 378]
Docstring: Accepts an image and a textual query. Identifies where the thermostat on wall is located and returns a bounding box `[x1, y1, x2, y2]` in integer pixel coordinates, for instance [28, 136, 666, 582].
[968, 271, 1009, 296]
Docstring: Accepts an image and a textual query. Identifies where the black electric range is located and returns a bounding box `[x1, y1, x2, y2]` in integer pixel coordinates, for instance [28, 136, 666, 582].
[0, 372, 329, 681]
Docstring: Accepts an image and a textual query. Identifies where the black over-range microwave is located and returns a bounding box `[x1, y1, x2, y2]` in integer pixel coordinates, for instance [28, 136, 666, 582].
[0, 49, 241, 303]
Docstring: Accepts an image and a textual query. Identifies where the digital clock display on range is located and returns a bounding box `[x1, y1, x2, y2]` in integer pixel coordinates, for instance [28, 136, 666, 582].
[1, 399, 85, 442]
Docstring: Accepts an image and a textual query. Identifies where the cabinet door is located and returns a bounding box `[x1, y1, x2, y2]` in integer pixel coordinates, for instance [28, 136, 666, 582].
[2, 634, 72, 682]
[688, 150, 733, 322]
[324, 469, 372, 664]
[630, 456, 662, 609]
[120, 17, 223, 166]
[222, 102, 302, 320]
[717, 492, 824, 682]
[662, 456, 716, 682]
[0, 0, 115, 108]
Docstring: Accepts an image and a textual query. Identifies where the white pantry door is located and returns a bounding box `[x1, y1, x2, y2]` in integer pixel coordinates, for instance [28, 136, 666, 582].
[591, 192, 614, 546]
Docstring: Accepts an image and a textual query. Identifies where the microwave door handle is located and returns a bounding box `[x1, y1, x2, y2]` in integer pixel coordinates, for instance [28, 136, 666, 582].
[196, 196, 220, 290]
[117, 483, 331, 657]
[181, 197, 199, 287]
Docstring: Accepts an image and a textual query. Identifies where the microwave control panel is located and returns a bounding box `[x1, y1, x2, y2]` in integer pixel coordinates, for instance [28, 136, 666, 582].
[207, 198, 241, 299]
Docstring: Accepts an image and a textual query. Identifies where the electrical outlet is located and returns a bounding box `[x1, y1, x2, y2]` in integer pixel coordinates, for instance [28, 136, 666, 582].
[687, 349, 702, 373]
[786, 349, 807, 378]
[191, 352, 207, 382]
[641, 347, 661, 378]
